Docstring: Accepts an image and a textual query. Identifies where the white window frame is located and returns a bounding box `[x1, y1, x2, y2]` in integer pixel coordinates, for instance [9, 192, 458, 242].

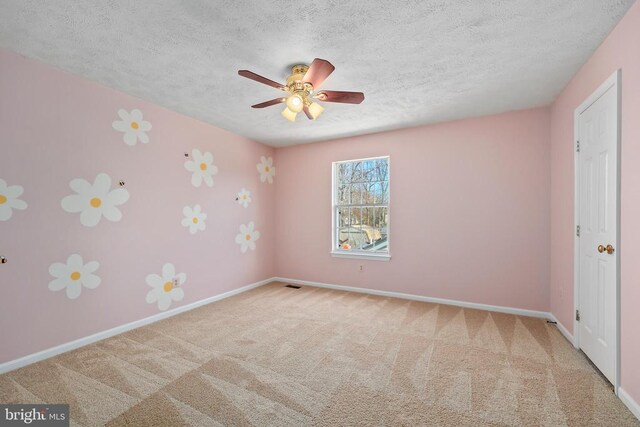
[331, 156, 391, 261]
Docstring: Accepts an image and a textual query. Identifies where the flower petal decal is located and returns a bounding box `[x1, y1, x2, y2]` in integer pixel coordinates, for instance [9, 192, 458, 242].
[185, 149, 218, 187]
[112, 109, 152, 146]
[237, 188, 251, 208]
[145, 263, 186, 311]
[257, 156, 275, 184]
[0, 178, 27, 221]
[61, 173, 130, 227]
[235, 221, 260, 253]
[48, 254, 101, 299]
[181, 204, 207, 234]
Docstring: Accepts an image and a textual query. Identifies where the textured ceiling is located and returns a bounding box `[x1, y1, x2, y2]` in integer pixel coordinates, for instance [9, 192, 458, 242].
[0, 0, 635, 146]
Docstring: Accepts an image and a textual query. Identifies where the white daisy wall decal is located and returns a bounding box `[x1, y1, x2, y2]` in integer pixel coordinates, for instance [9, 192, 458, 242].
[145, 263, 186, 311]
[181, 204, 207, 234]
[112, 109, 152, 146]
[48, 254, 101, 299]
[237, 188, 251, 208]
[0, 178, 27, 221]
[235, 222, 261, 253]
[61, 173, 130, 227]
[184, 149, 218, 187]
[257, 156, 275, 184]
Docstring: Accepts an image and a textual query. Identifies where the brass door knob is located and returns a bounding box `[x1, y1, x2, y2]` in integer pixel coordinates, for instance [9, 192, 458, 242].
[597, 244, 615, 254]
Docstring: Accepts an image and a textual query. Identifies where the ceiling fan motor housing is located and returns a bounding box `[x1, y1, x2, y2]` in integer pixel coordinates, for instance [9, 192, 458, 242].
[286, 64, 314, 103]
[290, 64, 309, 75]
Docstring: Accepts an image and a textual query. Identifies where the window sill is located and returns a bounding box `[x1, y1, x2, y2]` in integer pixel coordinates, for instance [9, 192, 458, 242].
[330, 251, 391, 261]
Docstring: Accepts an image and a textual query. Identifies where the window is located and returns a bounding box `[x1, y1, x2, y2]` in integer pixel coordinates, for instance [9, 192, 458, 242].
[332, 156, 390, 260]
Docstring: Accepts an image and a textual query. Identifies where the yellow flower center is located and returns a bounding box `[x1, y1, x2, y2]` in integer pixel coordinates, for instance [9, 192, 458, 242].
[163, 282, 173, 292]
[243, 195, 247, 200]
[265, 166, 270, 172]
[70, 271, 81, 281]
[245, 234, 251, 241]
[0, 194, 6, 204]
[199, 162, 207, 171]
[192, 217, 199, 224]
[130, 121, 139, 129]
[90, 197, 102, 208]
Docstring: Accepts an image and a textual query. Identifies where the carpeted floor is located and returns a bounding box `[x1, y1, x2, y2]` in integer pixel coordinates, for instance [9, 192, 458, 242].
[1, 282, 637, 426]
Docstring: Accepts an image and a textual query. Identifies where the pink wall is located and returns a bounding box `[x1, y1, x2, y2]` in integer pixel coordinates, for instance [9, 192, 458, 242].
[275, 108, 551, 312]
[549, 0, 640, 403]
[0, 49, 276, 364]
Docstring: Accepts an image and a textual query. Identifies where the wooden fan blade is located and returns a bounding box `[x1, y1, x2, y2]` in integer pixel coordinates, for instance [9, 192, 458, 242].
[302, 58, 335, 89]
[238, 70, 285, 90]
[314, 90, 365, 104]
[303, 106, 313, 120]
[252, 98, 286, 108]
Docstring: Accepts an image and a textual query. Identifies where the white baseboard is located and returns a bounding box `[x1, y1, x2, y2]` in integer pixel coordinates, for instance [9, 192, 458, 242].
[0, 277, 275, 375]
[619, 387, 640, 421]
[273, 277, 552, 319]
[548, 314, 576, 347]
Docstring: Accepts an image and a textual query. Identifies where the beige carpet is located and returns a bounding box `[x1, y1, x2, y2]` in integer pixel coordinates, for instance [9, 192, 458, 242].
[1, 282, 637, 426]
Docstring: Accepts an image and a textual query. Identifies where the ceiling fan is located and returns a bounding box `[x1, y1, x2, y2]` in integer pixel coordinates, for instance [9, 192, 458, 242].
[238, 58, 364, 122]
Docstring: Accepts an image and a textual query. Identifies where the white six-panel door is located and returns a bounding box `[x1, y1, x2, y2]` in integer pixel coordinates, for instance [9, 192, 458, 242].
[577, 75, 619, 385]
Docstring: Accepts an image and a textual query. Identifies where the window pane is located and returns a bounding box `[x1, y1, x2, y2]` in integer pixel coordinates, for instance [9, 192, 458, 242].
[362, 160, 375, 182]
[352, 162, 363, 183]
[381, 181, 389, 204]
[362, 182, 375, 205]
[375, 159, 389, 182]
[373, 206, 389, 252]
[351, 207, 363, 249]
[350, 207, 361, 227]
[337, 183, 349, 205]
[371, 182, 382, 204]
[362, 207, 376, 250]
[338, 162, 351, 183]
[338, 208, 349, 228]
[362, 207, 373, 228]
[349, 183, 362, 205]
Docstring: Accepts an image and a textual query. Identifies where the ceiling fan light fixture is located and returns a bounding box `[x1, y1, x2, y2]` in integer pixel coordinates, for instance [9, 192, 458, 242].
[307, 102, 324, 120]
[238, 58, 364, 122]
[281, 107, 297, 122]
[286, 94, 304, 113]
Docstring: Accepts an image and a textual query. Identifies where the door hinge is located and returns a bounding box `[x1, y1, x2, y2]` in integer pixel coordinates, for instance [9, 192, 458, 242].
[576, 140, 580, 152]
[576, 310, 580, 321]
[576, 225, 580, 237]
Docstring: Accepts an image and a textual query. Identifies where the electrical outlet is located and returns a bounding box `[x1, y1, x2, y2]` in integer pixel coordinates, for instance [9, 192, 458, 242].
[359, 265, 363, 272]
[173, 278, 180, 287]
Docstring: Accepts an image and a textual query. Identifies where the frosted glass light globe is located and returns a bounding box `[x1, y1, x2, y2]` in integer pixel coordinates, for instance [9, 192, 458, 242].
[286, 94, 304, 113]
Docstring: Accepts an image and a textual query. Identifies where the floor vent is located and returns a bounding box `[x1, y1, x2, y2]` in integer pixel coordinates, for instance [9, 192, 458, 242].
[285, 284, 301, 289]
